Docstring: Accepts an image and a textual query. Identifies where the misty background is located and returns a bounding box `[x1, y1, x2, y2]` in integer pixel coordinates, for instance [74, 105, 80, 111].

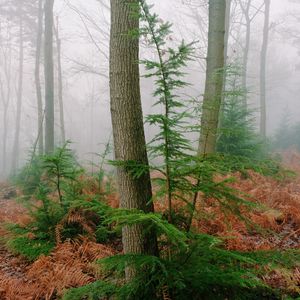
[0, 0, 300, 178]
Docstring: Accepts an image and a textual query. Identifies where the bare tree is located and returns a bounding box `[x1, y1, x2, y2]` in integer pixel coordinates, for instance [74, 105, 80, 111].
[54, 17, 65, 144]
[44, 0, 55, 153]
[239, 0, 251, 108]
[0, 20, 13, 177]
[11, 0, 24, 172]
[35, 0, 44, 155]
[224, 0, 232, 64]
[260, 0, 270, 138]
[237, 0, 264, 108]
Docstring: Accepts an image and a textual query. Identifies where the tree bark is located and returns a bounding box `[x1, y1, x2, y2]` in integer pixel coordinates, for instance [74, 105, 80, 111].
[224, 0, 231, 66]
[1, 41, 12, 177]
[109, 0, 158, 269]
[44, 0, 55, 153]
[11, 1, 24, 172]
[35, 0, 44, 155]
[219, 0, 231, 116]
[198, 0, 226, 154]
[0, 78, 9, 178]
[260, 0, 270, 138]
[240, 0, 251, 109]
[54, 17, 65, 144]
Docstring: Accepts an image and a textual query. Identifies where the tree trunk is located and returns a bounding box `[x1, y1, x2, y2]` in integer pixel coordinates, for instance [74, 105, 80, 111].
[1, 49, 12, 178]
[35, 0, 44, 155]
[219, 0, 231, 117]
[0, 77, 8, 178]
[54, 17, 65, 144]
[1, 97, 9, 177]
[260, 0, 270, 138]
[109, 0, 158, 271]
[0, 22, 12, 178]
[44, 0, 55, 153]
[241, 1, 251, 109]
[198, 0, 226, 155]
[11, 2, 24, 172]
[224, 0, 231, 66]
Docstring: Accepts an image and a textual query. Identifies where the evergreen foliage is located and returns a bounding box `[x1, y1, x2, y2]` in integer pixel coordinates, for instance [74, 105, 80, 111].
[7, 143, 102, 259]
[6, 235, 54, 261]
[138, 0, 195, 222]
[63, 210, 300, 300]
[69, 185, 300, 299]
[217, 65, 268, 160]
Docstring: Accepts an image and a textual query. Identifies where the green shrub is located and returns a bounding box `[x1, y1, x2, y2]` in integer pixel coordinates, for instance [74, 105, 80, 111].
[217, 65, 268, 161]
[63, 230, 297, 299]
[62, 281, 116, 300]
[6, 236, 54, 261]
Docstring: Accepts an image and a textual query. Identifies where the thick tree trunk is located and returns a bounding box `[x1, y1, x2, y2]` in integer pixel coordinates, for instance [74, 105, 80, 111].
[260, 0, 270, 138]
[198, 0, 226, 154]
[11, 3, 24, 172]
[44, 0, 55, 153]
[35, 0, 44, 155]
[109, 0, 158, 267]
[54, 18, 65, 144]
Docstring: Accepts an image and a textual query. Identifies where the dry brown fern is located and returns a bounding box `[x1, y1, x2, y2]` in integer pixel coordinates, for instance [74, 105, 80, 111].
[25, 240, 115, 299]
[161, 285, 171, 300]
[55, 208, 97, 244]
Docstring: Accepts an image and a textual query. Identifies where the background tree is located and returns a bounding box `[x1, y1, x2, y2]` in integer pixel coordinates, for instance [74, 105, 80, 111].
[198, 0, 226, 154]
[0, 20, 13, 178]
[0, 0, 39, 174]
[109, 0, 157, 272]
[238, 0, 252, 108]
[11, 0, 24, 172]
[44, 0, 55, 153]
[54, 17, 65, 144]
[259, 0, 270, 138]
[35, 0, 44, 155]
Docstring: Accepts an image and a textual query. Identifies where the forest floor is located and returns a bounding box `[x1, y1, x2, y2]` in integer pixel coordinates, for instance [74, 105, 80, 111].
[1, 150, 300, 298]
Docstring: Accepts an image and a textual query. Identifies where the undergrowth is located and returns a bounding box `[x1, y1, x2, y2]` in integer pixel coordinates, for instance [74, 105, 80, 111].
[7, 142, 113, 260]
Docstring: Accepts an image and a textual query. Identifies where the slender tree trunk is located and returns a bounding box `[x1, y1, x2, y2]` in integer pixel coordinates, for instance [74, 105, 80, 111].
[0, 23, 12, 177]
[198, 0, 226, 154]
[44, 0, 55, 153]
[109, 0, 158, 273]
[0, 78, 8, 177]
[219, 0, 231, 116]
[2, 60, 11, 177]
[224, 0, 231, 66]
[260, 0, 270, 138]
[35, 0, 44, 155]
[2, 105, 8, 176]
[11, 2, 24, 172]
[241, 1, 251, 109]
[54, 17, 65, 144]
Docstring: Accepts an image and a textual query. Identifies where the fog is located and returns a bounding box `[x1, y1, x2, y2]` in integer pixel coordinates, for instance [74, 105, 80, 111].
[1, 0, 300, 178]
